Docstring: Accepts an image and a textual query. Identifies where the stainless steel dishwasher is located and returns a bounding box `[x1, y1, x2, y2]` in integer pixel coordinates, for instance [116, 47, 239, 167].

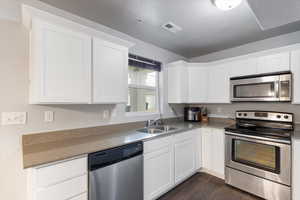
[88, 142, 143, 200]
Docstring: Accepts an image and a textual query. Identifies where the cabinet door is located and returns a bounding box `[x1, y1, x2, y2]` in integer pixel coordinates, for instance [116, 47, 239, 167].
[207, 64, 230, 103]
[167, 61, 188, 103]
[31, 20, 91, 104]
[293, 139, 300, 200]
[291, 50, 300, 104]
[229, 58, 258, 77]
[70, 193, 87, 200]
[92, 38, 128, 103]
[201, 128, 213, 170]
[144, 146, 174, 200]
[257, 52, 290, 74]
[212, 129, 225, 178]
[195, 129, 202, 170]
[174, 132, 196, 184]
[188, 65, 208, 103]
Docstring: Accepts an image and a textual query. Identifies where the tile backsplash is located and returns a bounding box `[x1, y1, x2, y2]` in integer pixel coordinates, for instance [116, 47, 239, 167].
[191, 103, 300, 123]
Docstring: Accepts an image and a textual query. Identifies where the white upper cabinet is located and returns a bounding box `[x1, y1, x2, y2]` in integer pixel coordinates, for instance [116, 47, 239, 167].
[30, 19, 92, 104]
[257, 52, 290, 74]
[188, 64, 208, 103]
[167, 61, 189, 103]
[23, 6, 133, 104]
[229, 58, 258, 78]
[92, 38, 128, 104]
[291, 50, 300, 104]
[207, 64, 230, 103]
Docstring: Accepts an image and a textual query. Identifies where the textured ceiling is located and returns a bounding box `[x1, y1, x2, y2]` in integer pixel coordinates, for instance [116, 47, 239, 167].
[38, 0, 300, 58]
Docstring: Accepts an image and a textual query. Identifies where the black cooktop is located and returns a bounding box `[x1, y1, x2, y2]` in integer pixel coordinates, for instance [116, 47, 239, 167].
[225, 124, 292, 141]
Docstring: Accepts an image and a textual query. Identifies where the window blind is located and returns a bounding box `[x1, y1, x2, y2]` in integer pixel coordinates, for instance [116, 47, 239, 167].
[129, 54, 162, 72]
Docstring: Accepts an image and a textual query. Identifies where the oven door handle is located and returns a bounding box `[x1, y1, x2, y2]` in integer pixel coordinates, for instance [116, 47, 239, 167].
[225, 132, 291, 145]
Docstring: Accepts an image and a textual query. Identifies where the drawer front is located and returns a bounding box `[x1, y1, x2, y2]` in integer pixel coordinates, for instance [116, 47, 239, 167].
[144, 135, 173, 154]
[70, 192, 87, 200]
[174, 130, 196, 143]
[36, 156, 87, 187]
[36, 175, 87, 200]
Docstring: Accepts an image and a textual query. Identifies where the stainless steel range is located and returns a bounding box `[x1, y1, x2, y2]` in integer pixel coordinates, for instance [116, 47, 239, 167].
[225, 110, 293, 200]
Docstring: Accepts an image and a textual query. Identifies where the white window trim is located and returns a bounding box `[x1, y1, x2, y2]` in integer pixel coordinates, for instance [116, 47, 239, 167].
[126, 70, 160, 116]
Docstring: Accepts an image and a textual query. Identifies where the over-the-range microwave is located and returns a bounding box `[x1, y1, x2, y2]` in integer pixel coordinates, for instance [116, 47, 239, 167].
[230, 71, 292, 102]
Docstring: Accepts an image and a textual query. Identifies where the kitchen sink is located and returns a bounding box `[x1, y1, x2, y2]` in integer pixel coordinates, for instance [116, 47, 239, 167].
[136, 126, 178, 134]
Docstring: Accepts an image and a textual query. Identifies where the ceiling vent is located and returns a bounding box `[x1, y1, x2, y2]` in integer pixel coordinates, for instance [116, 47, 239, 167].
[162, 22, 182, 34]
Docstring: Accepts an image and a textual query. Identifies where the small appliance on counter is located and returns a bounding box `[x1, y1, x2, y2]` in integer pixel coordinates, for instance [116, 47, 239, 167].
[184, 107, 201, 122]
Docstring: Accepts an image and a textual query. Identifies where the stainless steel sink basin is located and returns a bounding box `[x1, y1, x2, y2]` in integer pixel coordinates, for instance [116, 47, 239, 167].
[136, 125, 178, 134]
[155, 126, 178, 132]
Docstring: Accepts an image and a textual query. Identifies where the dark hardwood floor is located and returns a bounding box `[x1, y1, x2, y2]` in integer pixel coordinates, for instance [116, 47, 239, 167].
[158, 173, 263, 200]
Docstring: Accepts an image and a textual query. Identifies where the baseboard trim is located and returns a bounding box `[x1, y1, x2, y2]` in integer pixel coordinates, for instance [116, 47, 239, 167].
[198, 168, 225, 180]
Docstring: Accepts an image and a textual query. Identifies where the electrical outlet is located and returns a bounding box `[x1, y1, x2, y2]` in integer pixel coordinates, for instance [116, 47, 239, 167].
[44, 111, 54, 122]
[1, 112, 27, 125]
[103, 110, 109, 119]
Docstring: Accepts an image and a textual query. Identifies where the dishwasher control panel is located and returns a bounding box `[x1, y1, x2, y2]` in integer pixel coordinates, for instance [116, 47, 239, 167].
[88, 142, 143, 171]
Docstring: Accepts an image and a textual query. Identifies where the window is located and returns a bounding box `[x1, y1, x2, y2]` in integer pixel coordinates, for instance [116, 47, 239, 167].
[126, 54, 161, 113]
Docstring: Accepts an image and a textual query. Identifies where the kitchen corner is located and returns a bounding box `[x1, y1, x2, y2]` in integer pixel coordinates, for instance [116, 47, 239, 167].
[22, 117, 234, 169]
[3, 1, 300, 200]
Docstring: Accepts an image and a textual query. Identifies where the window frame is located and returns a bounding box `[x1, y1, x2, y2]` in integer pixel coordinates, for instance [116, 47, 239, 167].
[126, 68, 160, 116]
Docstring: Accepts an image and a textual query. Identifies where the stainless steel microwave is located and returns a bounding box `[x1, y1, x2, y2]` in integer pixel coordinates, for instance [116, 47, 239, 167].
[230, 71, 292, 102]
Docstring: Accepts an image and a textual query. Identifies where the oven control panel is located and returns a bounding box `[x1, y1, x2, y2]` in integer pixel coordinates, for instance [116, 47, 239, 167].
[236, 111, 293, 122]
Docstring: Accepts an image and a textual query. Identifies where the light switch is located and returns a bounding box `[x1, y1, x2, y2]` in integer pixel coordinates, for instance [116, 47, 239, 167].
[44, 111, 54, 122]
[1, 112, 27, 125]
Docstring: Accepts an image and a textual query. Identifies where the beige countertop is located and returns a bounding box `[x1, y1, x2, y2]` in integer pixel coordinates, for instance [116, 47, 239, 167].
[22, 118, 234, 169]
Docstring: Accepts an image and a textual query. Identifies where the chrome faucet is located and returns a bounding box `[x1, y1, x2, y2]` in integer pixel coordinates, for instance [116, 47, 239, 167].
[146, 118, 163, 127]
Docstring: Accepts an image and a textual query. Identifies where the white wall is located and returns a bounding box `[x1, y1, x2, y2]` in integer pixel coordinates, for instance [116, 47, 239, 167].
[0, 1, 186, 200]
[0, 0, 20, 21]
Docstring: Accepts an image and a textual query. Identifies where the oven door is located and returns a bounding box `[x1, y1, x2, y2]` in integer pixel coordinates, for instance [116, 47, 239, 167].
[230, 75, 280, 102]
[225, 133, 291, 186]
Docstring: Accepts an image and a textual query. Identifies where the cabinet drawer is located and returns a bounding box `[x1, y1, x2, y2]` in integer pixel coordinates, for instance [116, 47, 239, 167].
[144, 135, 173, 154]
[174, 130, 196, 143]
[36, 175, 87, 200]
[70, 192, 87, 200]
[36, 157, 87, 187]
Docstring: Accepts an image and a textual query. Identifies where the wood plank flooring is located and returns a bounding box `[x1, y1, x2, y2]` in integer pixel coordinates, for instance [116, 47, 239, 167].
[158, 173, 263, 200]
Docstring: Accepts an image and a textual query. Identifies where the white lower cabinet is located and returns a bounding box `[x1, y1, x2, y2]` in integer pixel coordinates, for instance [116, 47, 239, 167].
[201, 128, 213, 171]
[70, 193, 88, 200]
[27, 156, 88, 200]
[201, 128, 225, 179]
[293, 139, 300, 200]
[144, 145, 174, 200]
[143, 129, 200, 200]
[174, 131, 196, 184]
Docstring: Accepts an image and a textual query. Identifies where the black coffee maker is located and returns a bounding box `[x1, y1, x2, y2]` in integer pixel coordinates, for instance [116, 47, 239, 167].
[184, 107, 201, 122]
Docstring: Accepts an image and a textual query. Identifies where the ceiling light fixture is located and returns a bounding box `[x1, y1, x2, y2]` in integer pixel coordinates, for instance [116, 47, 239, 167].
[213, 0, 242, 11]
